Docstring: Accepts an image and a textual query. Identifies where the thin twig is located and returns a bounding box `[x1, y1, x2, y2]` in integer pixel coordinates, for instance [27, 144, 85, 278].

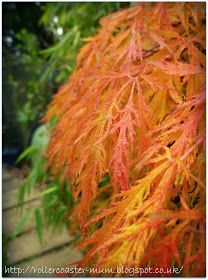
[188, 182, 197, 193]
[160, 108, 177, 125]
[61, 163, 70, 166]
[141, 29, 186, 59]
[180, 137, 203, 161]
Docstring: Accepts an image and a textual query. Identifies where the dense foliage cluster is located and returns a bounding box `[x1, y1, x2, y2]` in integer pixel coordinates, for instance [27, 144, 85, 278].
[44, 3, 205, 277]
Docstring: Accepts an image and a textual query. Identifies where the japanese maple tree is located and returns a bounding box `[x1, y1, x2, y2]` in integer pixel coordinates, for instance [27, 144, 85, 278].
[44, 2, 206, 277]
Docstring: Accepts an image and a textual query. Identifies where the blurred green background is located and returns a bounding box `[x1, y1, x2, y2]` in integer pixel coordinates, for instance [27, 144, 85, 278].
[2, 2, 132, 164]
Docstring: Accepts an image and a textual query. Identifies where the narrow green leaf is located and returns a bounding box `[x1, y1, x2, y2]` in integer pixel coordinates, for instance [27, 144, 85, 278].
[15, 146, 37, 164]
[11, 209, 32, 240]
[18, 182, 26, 210]
[27, 168, 38, 195]
[48, 115, 58, 129]
[35, 208, 43, 244]
[40, 186, 58, 196]
[40, 30, 73, 55]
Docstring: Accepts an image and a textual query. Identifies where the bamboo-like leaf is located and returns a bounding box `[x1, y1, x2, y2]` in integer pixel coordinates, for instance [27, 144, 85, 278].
[15, 146, 37, 164]
[11, 209, 32, 240]
[35, 208, 43, 244]
[18, 181, 26, 210]
[40, 186, 58, 196]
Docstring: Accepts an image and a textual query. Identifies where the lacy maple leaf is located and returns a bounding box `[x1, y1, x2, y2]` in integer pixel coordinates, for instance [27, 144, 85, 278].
[44, 2, 205, 277]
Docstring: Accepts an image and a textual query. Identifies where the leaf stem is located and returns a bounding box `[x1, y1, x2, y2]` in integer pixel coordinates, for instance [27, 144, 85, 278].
[180, 137, 204, 161]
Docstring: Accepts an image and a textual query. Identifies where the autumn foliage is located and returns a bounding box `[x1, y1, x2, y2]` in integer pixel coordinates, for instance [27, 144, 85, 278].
[44, 3, 206, 277]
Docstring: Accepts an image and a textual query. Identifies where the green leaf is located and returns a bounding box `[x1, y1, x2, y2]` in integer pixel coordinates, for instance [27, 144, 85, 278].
[52, 206, 67, 233]
[15, 146, 37, 164]
[48, 115, 58, 129]
[40, 30, 73, 55]
[39, 66, 54, 85]
[72, 30, 80, 49]
[27, 168, 38, 195]
[35, 208, 43, 244]
[11, 209, 32, 240]
[40, 185, 58, 196]
[18, 181, 26, 209]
